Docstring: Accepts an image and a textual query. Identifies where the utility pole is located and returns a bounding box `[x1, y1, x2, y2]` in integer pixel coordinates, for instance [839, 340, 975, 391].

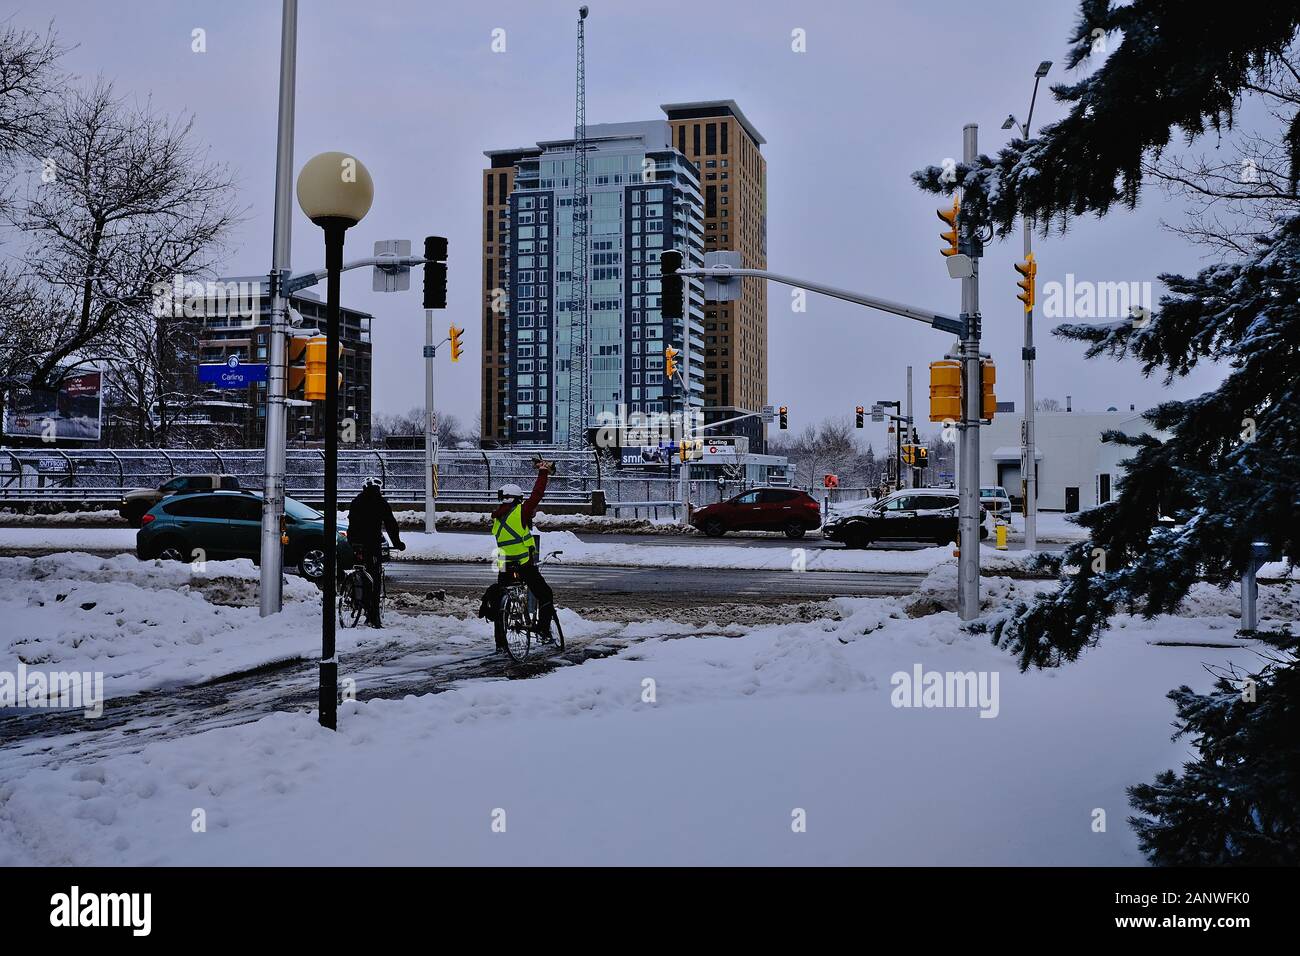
[905, 365, 913, 488]
[1005, 60, 1051, 550]
[1022, 209, 1037, 550]
[424, 309, 437, 533]
[258, 0, 297, 617]
[677, 272, 691, 522]
[957, 123, 982, 620]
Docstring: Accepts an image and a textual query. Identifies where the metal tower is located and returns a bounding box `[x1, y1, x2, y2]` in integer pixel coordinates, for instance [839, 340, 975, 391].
[565, 5, 591, 448]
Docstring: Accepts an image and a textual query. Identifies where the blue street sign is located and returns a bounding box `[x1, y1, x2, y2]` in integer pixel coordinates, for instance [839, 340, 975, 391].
[198, 355, 268, 388]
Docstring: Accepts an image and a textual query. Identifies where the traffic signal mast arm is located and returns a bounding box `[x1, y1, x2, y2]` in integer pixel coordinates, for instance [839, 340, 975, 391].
[282, 254, 429, 295]
[672, 264, 967, 337]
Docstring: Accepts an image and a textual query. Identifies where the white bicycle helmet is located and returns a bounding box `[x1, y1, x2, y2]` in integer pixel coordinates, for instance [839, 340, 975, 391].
[363, 476, 383, 489]
[498, 483, 525, 500]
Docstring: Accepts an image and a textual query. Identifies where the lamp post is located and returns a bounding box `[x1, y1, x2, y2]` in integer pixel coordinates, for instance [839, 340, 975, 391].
[296, 150, 374, 731]
[1002, 59, 1052, 550]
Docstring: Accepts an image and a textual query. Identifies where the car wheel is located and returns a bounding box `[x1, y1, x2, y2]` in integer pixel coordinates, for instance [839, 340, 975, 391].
[980, 527, 989, 541]
[152, 537, 186, 561]
[784, 522, 806, 540]
[298, 543, 326, 581]
[846, 529, 871, 550]
[703, 519, 726, 537]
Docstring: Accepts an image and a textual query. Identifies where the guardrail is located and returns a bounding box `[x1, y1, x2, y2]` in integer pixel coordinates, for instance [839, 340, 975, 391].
[0, 447, 764, 515]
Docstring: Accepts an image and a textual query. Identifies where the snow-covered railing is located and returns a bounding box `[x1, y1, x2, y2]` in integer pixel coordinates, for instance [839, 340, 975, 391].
[0, 447, 759, 506]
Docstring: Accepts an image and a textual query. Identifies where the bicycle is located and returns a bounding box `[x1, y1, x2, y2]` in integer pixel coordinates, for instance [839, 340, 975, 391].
[493, 548, 565, 662]
[338, 542, 391, 629]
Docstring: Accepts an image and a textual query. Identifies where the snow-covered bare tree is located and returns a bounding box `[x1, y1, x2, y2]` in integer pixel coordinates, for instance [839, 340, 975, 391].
[2, 80, 239, 394]
[1142, 45, 1300, 257]
[0, 20, 63, 164]
[372, 407, 462, 447]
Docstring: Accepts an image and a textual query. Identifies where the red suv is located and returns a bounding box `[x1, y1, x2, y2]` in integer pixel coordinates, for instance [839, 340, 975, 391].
[690, 487, 822, 539]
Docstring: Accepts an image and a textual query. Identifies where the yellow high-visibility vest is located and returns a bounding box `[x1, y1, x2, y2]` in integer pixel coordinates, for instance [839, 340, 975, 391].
[492, 503, 536, 565]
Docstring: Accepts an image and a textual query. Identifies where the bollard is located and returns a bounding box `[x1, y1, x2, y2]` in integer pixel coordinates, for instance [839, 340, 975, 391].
[995, 523, 1008, 551]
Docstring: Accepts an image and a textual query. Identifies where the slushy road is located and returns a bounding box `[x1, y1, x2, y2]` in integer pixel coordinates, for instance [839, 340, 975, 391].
[386, 561, 928, 603]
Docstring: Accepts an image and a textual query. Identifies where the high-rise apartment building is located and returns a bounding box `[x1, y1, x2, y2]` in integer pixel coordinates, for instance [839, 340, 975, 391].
[662, 101, 767, 447]
[482, 119, 706, 446]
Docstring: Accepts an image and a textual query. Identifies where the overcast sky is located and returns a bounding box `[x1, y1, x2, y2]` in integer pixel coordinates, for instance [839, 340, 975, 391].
[17, 0, 1234, 443]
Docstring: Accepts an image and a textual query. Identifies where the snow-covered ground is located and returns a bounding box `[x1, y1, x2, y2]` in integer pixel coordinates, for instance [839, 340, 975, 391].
[0, 527, 139, 552]
[0, 592, 1281, 864]
[0, 554, 335, 700]
[0, 552, 1293, 866]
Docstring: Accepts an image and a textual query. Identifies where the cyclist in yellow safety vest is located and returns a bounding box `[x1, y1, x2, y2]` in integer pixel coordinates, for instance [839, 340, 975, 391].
[481, 458, 555, 651]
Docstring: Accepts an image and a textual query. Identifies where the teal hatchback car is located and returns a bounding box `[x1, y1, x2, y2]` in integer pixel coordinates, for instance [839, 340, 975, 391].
[136, 490, 349, 582]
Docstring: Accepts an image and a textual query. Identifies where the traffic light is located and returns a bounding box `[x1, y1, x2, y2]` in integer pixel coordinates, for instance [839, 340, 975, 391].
[937, 197, 960, 258]
[981, 359, 997, 420]
[304, 336, 328, 401]
[287, 334, 310, 391]
[449, 325, 464, 362]
[917, 446, 929, 469]
[929, 360, 961, 422]
[779, 405, 788, 430]
[423, 236, 448, 310]
[855, 405, 865, 428]
[678, 439, 703, 462]
[664, 346, 679, 379]
[902, 445, 914, 466]
[660, 250, 683, 319]
[1015, 252, 1036, 312]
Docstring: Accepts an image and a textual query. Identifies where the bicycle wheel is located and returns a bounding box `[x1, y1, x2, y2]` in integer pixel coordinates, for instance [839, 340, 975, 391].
[551, 610, 565, 652]
[338, 574, 365, 629]
[495, 588, 531, 662]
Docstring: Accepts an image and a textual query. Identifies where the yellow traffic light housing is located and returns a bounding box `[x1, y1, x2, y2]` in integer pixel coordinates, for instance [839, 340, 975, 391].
[665, 346, 679, 379]
[304, 337, 328, 401]
[937, 197, 960, 258]
[303, 336, 342, 401]
[778, 406, 788, 430]
[855, 405, 865, 428]
[981, 359, 997, 421]
[929, 360, 961, 422]
[1015, 253, 1036, 312]
[449, 325, 464, 362]
[287, 334, 310, 391]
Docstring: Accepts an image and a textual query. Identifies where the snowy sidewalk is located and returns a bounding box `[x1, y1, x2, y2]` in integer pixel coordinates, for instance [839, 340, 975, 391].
[0, 593, 1271, 866]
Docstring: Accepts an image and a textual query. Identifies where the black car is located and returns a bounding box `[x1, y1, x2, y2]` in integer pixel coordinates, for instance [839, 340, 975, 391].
[823, 488, 991, 549]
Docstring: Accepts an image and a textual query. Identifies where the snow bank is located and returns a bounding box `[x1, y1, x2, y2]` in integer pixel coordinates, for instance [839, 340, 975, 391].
[0, 528, 138, 552]
[0, 584, 1271, 865]
[0, 509, 124, 527]
[0, 553, 330, 699]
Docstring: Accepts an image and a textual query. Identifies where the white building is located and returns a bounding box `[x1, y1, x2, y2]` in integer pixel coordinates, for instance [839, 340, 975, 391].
[979, 406, 1156, 513]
